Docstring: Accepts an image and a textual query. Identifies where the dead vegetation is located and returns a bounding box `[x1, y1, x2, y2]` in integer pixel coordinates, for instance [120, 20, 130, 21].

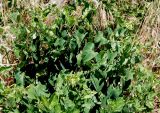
[138, 0, 160, 73]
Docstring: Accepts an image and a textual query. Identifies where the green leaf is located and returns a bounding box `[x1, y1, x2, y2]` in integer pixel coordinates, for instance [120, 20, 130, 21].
[75, 31, 87, 48]
[27, 83, 49, 100]
[134, 99, 146, 111]
[0, 66, 12, 72]
[83, 99, 95, 113]
[95, 51, 108, 65]
[27, 85, 36, 100]
[10, 12, 20, 23]
[23, 50, 28, 59]
[115, 30, 119, 37]
[30, 44, 36, 52]
[15, 71, 24, 86]
[0, 27, 4, 34]
[49, 95, 62, 112]
[67, 16, 75, 26]
[145, 93, 155, 109]
[13, 109, 20, 113]
[107, 51, 117, 63]
[62, 30, 68, 37]
[82, 42, 98, 63]
[56, 74, 64, 95]
[106, 98, 125, 112]
[94, 31, 107, 46]
[83, 51, 98, 63]
[54, 38, 65, 47]
[125, 69, 134, 80]
[73, 109, 80, 113]
[83, 91, 97, 99]
[14, 49, 20, 58]
[32, 33, 37, 39]
[63, 97, 75, 110]
[107, 85, 122, 99]
[91, 75, 104, 92]
[120, 28, 127, 37]
[146, 101, 154, 109]
[83, 42, 94, 52]
[76, 51, 82, 66]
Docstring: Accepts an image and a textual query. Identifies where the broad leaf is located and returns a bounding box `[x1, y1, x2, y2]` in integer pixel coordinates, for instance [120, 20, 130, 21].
[74, 30, 87, 48]
[94, 31, 107, 46]
[82, 42, 98, 63]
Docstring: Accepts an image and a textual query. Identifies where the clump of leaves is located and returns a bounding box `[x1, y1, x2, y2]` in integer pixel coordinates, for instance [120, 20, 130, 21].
[0, 0, 157, 113]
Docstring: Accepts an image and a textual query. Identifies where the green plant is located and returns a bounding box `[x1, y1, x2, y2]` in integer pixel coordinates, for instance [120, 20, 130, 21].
[0, 0, 157, 113]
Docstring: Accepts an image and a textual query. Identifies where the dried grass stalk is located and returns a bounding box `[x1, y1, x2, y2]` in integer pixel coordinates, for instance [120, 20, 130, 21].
[139, 0, 160, 70]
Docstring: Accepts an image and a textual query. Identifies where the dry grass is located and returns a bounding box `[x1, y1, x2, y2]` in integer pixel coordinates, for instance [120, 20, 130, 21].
[138, 0, 160, 72]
